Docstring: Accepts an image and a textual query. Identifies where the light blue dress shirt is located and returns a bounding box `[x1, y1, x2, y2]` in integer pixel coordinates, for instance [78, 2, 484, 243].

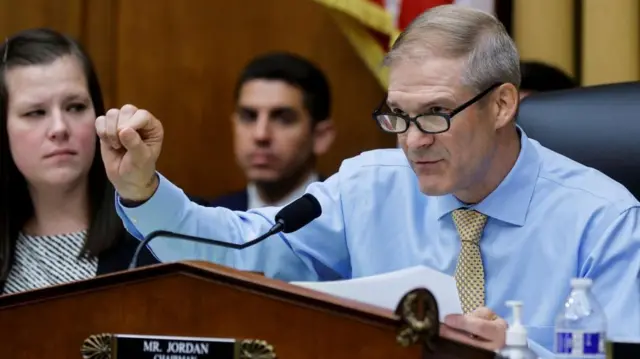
[117, 129, 640, 358]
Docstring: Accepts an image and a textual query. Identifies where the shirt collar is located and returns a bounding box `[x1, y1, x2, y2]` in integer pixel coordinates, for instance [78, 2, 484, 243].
[247, 172, 319, 209]
[435, 126, 541, 226]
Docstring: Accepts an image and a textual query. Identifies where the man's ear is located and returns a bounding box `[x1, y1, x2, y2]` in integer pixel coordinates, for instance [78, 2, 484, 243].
[312, 119, 336, 156]
[493, 83, 519, 129]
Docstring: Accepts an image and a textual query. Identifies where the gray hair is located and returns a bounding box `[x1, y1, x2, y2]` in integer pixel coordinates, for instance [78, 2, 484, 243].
[383, 5, 520, 92]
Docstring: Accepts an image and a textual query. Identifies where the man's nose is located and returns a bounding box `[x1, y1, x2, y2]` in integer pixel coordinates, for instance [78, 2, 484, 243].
[404, 123, 435, 149]
[253, 115, 271, 141]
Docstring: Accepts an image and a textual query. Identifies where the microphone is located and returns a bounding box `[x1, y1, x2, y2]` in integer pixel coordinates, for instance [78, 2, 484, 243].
[127, 193, 322, 270]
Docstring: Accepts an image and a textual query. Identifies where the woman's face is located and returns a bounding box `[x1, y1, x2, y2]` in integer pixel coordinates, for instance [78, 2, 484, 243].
[5, 55, 96, 190]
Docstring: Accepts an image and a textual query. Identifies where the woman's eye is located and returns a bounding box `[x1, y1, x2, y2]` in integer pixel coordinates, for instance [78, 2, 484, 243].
[68, 103, 87, 112]
[24, 110, 45, 117]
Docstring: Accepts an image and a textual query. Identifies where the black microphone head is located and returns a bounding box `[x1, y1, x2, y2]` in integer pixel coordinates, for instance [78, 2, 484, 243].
[274, 193, 322, 233]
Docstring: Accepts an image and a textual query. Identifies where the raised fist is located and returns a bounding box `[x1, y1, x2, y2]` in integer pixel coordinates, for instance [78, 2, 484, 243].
[95, 104, 164, 202]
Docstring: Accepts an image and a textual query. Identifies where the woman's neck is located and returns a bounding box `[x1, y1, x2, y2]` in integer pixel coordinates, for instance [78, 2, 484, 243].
[23, 180, 90, 236]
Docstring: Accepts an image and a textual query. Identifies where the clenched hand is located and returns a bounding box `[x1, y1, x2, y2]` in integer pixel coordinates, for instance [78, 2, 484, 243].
[95, 104, 164, 202]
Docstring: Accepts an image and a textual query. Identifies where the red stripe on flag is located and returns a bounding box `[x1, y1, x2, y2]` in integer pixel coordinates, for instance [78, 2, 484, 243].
[368, 29, 392, 51]
[361, 0, 455, 54]
[398, 0, 453, 30]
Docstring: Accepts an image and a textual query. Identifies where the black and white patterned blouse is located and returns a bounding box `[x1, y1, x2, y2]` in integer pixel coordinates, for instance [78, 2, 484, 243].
[3, 230, 98, 295]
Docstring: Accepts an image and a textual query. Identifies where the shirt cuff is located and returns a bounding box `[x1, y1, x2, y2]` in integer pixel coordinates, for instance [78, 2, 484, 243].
[116, 172, 188, 237]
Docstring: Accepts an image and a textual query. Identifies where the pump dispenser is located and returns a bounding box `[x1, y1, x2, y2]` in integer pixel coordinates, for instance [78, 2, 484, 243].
[496, 301, 539, 359]
[506, 301, 528, 346]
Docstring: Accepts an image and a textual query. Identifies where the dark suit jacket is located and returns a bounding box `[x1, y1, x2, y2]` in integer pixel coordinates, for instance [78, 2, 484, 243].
[198, 190, 250, 211]
[96, 232, 160, 274]
[195, 175, 327, 211]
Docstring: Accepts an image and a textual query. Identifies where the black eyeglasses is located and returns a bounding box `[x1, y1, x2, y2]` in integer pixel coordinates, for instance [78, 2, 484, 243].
[372, 83, 502, 134]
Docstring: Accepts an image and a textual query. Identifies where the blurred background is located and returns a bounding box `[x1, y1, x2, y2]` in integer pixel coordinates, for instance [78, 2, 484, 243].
[1, 0, 637, 199]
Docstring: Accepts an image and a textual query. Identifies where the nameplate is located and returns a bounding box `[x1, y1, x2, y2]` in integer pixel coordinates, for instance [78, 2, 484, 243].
[81, 333, 276, 359]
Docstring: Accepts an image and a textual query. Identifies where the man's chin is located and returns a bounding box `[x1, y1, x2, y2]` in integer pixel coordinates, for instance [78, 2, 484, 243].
[247, 168, 281, 184]
[417, 181, 452, 196]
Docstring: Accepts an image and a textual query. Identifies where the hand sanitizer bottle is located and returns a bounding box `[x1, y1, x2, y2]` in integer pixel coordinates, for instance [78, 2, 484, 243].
[497, 301, 539, 359]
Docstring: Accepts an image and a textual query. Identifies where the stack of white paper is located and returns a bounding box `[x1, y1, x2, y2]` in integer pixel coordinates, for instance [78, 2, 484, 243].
[291, 265, 462, 321]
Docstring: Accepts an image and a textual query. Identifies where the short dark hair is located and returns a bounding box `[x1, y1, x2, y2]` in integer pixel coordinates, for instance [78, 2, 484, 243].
[233, 52, 331, 124]
[0, 28, 125, 279]
[520, 61, 577, 92]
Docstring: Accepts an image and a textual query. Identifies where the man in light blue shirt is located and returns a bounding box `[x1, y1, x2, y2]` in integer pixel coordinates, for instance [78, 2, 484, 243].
[95, 5, 640, 359]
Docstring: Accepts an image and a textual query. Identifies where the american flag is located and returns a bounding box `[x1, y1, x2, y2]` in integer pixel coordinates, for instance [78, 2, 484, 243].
[314, 0, 495, 87]
[380, 0, 494, 31]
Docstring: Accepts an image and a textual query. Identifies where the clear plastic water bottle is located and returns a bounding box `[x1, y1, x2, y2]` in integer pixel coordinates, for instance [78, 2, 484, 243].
[554, 278, 606, 358]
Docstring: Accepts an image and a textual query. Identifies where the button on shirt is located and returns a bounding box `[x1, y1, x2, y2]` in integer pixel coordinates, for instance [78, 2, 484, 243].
[117, 129, 640, 358]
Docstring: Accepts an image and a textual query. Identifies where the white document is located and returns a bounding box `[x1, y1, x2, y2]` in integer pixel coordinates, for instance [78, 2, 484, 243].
[291, 265, 462, 321]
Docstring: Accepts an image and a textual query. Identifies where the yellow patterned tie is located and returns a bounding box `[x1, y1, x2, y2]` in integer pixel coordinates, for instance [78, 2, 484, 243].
[452, 209, 488, 314]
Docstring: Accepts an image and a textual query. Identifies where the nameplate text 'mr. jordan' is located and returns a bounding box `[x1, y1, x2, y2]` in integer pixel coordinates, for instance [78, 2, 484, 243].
[81, 333, 276, 359]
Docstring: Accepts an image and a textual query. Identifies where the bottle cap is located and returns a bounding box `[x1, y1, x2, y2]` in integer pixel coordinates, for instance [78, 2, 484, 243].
[505, 300, 528, 346]
[571, 278, 593, 289]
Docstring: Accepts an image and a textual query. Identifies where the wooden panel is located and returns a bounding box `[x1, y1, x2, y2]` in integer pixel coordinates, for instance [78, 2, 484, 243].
[79, 0, 118, 108]
[114, 0, 393, 197]
[0, 0, 83, 37]
[0, 275, 409, 358]
[0, 261, 491, 359]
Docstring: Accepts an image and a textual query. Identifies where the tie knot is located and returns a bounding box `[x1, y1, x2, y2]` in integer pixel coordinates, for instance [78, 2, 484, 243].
[452, 209, 488, 244]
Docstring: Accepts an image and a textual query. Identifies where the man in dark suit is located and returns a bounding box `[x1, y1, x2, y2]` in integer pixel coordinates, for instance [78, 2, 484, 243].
[207, 52, 335, 210]
[518, 61, 577, 99]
